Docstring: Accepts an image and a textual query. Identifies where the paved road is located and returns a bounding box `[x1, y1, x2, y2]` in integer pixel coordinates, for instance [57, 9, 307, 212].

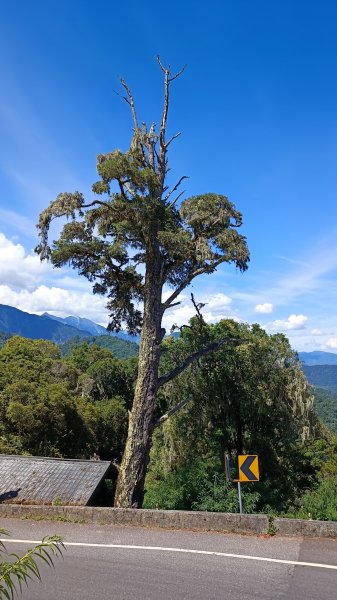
[1, 518, 337, 599]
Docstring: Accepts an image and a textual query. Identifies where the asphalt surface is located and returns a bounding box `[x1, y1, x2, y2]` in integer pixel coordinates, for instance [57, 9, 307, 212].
[1, 518, 337, 599]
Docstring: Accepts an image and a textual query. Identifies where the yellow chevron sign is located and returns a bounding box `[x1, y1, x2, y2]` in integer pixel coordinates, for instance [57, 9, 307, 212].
[238, 455, 259, 482]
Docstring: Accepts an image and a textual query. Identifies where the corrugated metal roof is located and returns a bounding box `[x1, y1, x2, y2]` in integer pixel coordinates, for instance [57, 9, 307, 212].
[0, 455, 112, 506]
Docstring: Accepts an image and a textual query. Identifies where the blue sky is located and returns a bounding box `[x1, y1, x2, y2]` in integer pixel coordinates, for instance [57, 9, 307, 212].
[1, 0, 337, 351]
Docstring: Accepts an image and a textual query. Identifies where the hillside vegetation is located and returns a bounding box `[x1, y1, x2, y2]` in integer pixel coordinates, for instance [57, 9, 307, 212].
[303, 364, 337, 391]
[313, 387, 337, 433]
[60, 335, 139, 360]
[0, 332, 11, 348]
[0, 323, 336, 519]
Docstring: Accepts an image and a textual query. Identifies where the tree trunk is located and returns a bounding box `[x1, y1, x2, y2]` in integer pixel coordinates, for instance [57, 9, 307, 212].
[114, 252, 163, 508]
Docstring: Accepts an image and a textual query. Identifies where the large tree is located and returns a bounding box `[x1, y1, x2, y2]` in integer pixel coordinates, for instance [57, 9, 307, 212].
[36, 58, 249, 507]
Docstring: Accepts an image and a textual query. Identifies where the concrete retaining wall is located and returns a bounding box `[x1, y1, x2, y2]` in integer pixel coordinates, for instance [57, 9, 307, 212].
[274, 517, 337, 538]
[0, 505, 336, 538]
[0, 505, 268, 534]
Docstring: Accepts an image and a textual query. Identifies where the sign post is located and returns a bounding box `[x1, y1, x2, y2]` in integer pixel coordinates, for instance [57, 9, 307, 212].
[225, 453, 244, 512]
[224, 453, 259, 514]
[237, 481, 243, 514]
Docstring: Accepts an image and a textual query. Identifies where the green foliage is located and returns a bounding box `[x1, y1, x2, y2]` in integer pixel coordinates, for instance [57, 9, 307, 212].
[313, 387, 337, 433]
[289, 478, 337, 521]
[144, 456, 214, 510]
[0, 321, 335, 518]
[303, 365, 337, 391]
[60, 335, 138, 360]
[52, 496, 64, 507]
[80, 397, 128, 460]
[0, 333, 12, 349]
[0, 529, 64, 599]
[0, 336, 134, 461]
[193, 477, 260, 514]
[0, 337, 87, 456]
[64, 341, 112, 372]
[144, 448, 260, 513]
[145, 319, 318, 513]
[297, 437, 337, 480]
[86, 357, 133, 403]
[268, 434, 337, 519]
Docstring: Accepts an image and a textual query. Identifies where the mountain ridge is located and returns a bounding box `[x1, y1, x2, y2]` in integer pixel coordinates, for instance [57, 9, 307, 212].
[298, 350, 337, 366]
[0, 304, 139, 347]
[302, 365, 337, 391]
[42, 312, 139, 342]
[0, 304, 91, 343]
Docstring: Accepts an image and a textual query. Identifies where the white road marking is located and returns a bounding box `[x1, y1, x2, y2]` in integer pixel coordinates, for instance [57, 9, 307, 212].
[1, 539, 337, 571]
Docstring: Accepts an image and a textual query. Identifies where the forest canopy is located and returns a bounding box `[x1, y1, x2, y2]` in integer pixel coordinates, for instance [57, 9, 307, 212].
[0, 323, 336, 518]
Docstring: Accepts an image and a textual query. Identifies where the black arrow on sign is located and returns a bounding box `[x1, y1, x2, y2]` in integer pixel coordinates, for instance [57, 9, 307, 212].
[240, 456, 258, 481]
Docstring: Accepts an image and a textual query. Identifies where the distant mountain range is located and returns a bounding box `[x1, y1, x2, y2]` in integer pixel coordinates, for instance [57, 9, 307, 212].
[297, 351, 337, 393]
[42, 312, 138, 343]
[302, 365, 337, 391]
[298, 352, 337, 433]
[298, 351, 337, 366]
[0, 304, 139, 346]
[3, 303, 337, 379]
[313, 387, 337, 433]
[0, 304, 91, 343]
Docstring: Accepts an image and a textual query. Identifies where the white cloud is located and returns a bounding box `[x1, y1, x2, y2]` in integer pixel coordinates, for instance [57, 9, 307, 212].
[0, 233, 52, 290]
[163, 292, 234, 330]
[325, 337, 337, 349]
[255, 302, 273, 314]
[310, 328, 323, 335]
[0, 231, 109, 324]
[271, 314, 308, 331]
[206, 293, 232, 310]
[0, 284, 109, 325]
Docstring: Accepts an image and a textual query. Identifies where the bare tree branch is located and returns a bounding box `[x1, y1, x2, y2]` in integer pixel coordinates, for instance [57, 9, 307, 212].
[154, 398, 192, 427]
[190, 292, 208, 320]
[158, 57, 170, 172]
[163, 257, 226, 310]
[120, 78, 139, 132]
[157, 56, 187, 81]
[157, 56, 186, 186]
[164, 300, 181, 309]
[157, 336, 244, 388]
[168, 190, 186, 208]
[169, 64, 187, 82]
[82, 200, 112, 209]
[166, 132, 182, 148]
[164, 175, 189, 202]
[156, 55, 169, 74]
